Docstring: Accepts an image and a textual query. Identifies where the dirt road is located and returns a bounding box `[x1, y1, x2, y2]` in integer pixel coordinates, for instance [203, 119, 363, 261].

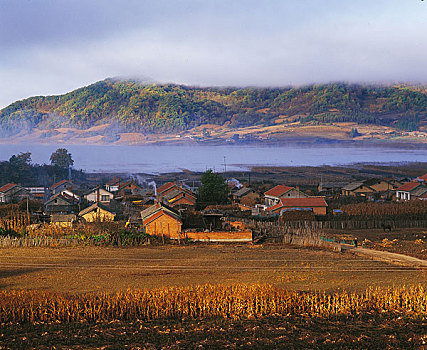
[351, 247, 427, 268]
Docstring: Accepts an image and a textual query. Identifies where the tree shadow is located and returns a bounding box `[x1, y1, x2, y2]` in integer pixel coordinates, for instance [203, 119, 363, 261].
[0, 268, 44, 289]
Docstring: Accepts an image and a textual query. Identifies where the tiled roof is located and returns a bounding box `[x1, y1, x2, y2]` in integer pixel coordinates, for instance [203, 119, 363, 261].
[118, 181, 143, 191]
[341, 182, 365, 191]
[51, 179, 70, 189]
[412, 186, 427, 197]
[418, 173, 427, 181]
[163, 188, 196, 201]
[140, 203, 181, 223]
[396, 182, 421, 192]
[45, 192, 79, 205]
[266, 197, 327, 211]
[234, 187, 253, 197]
[0, 183, 17, 193]
[51, 214, 76, 222]
[264, 185, 293, 198]
[157, 182, 176, 194]
[107, 177, 121, 186]
[79, 202, 115, 217]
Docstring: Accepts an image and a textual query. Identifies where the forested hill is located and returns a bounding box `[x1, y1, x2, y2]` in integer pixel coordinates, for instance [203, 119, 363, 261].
[0, 79, 426, 136]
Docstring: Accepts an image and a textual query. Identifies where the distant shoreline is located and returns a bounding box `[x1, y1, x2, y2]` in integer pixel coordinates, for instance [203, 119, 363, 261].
[1, 134, 427, 150]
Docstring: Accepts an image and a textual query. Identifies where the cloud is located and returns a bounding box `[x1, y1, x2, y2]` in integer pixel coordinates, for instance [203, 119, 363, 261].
[0, 0, 426, 108]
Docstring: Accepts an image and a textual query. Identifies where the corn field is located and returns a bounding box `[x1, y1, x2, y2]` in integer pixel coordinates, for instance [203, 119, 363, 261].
[0, 210, 30, 234]
[340, 201, 427, 219]
[0, 284, 425, 323]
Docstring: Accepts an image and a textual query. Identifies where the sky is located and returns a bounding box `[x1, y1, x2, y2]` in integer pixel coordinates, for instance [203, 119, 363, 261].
[0, 0, 426, 108]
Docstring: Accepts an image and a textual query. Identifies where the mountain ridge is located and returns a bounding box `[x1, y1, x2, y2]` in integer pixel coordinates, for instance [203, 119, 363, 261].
[0, 79, 426, 143]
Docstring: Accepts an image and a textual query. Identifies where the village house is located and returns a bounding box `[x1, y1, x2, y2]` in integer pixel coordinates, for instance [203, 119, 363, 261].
[25, 187, 48, 201]
[341, 179, 400, 198]
[50, 214, 77, 227]
[157, 182, 197, 208]
[232, 187, 260, 207]
[51, 180, 73, 195]
[84, 187, 114, 204]
[116, 180, 144, 197]
[416, 173, 427, 183]
[157, 182, 179, 197]
[0, 183, 29, 203]
[44, 193, 79, 214]
[79, 203, 116, 222]
[317, 182, 348, 196]
[266, 197, 328, 216]
[396, 182, 427, 201]
[226, 178, 243, 191]
[162, 188, 196, 207]
[105, 177, 122, 193]
[264, 184, 308, 207]
[411, 186, 427, 200]
[140, 203, 182, 239]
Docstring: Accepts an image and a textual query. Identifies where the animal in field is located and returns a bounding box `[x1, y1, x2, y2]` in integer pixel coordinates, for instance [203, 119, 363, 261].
[381, 224, 392, 232]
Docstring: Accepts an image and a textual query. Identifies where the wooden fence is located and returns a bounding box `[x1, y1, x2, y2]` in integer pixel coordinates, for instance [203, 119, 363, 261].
[251, 221, 341, 251]
[0, 236, 79, 248]
[305, 219, 427, 230]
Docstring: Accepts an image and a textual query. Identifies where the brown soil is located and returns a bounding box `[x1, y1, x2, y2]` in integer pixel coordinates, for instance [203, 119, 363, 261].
[324, 228, 427, 260]
[1, 315, 426, 349]
[0, 244, 426, 294]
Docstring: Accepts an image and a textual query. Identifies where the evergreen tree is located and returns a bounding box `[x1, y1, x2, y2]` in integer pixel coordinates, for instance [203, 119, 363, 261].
[197, 170, 230, 208]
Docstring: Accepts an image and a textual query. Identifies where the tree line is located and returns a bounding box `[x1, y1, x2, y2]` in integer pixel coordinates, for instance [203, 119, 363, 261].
[0, 148, 84, 187]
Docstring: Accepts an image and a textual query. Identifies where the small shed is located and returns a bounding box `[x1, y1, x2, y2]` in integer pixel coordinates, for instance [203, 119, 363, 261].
[51, 214, 77, 227]
[79, 203, 116, 222]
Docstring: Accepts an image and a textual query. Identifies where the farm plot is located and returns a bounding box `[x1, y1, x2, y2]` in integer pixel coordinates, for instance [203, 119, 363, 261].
[0, 244, 426, 293]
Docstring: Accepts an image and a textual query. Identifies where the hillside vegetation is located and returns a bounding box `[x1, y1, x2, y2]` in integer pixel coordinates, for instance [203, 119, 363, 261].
[0, 79, 426, 136]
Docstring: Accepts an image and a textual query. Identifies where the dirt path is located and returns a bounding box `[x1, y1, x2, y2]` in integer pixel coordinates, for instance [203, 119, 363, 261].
[350, 247, 427, 268]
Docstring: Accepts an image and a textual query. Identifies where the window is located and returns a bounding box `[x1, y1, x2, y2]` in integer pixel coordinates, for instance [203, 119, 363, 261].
[101, 195, 109, 202]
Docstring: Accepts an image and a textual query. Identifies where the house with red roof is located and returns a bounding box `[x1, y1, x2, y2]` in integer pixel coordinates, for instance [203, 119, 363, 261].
[105, 177, 122, 193]
[116, 180, 144, 197]
[416, 173, 427, 182]
[157, 182, 197, 208]
[140, 203, 182, 238]
[264, 184, 308, 207]
[51, 180, 73, 195]
[162, 188, 197, 207]
[266, 197, 328, 216]
[157, 182, 178, 196]
[396, 181, 427, 201]
[0, 183, 28, 203]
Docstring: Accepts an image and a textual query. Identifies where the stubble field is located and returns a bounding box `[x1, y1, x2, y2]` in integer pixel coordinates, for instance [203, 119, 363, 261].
[1, 244, 426, 349]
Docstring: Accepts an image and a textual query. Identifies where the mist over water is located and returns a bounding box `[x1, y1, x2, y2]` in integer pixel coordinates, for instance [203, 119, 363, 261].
[0, 144, 426, 173]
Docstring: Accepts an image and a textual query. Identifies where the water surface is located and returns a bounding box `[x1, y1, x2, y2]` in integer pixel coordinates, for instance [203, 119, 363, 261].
[0, 143, 426, 173]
